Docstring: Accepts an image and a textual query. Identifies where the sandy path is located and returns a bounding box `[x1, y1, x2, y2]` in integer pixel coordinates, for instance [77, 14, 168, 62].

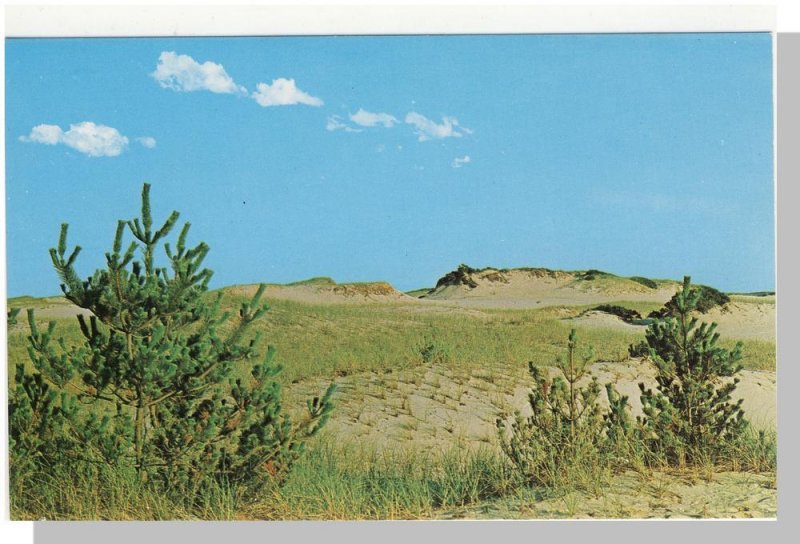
[441, 471, 776, 519]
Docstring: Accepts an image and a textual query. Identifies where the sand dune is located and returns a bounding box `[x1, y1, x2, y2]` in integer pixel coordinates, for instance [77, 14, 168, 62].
[227, 279, 417, 305]
[422, 267, 679, 309]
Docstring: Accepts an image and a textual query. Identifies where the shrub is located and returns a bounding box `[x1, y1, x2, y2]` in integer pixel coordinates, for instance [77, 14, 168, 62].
[576, 269, 612, 281]
[629, 276, 658, 289]
[590, 304, 642, 323]
[628, 340, 650, 358]
[649, 283, 730, 318]
[435, 264, 479, 289]
[10, 183, 335, 511]
[414, 335, 453, 366]
[497, 329, 631, 488]
[638, 276, 747, 465]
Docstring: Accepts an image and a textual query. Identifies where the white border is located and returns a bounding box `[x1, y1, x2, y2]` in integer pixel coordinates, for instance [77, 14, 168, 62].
[3, 4, 776, 37]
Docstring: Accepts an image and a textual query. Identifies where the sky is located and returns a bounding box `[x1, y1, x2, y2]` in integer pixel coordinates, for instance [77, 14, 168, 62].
[4, 33, 774, 297]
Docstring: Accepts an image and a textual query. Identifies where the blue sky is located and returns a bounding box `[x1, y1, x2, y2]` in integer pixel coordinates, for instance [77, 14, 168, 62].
[5, 33, 774, 297]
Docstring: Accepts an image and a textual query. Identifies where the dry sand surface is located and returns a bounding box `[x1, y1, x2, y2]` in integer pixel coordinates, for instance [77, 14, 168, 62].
[441, 471, 776, 519]
[286, 357, 776, 519]
[567, 310, 648, 332]
[227, 282, 418, 305]
[703, 299, 776, 340]
[567, 301, 776, 342]
[288, 359, 776, 457]
[7, 297, 92, 324]
[422, 269, 680, 309]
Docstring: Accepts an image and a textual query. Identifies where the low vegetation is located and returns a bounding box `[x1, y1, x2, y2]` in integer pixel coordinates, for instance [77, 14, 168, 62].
[629, 276, 659, 289]
[9, 185, 334, 517]
[587, 304, 643, 323]
[649, 283, 730, 317]
[639, 277, 748, 465]
[497, 329, 622, 489]
[6, 190, 776, 520]
[498, 278, 774, 493]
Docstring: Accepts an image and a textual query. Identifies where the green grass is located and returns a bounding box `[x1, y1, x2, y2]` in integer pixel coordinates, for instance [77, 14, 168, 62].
[253, 438, 524, 520]
[10, 425, 775, 520]
[10, 460, 235, 520]
[6, 291, 775, 391]
[7, 290, 777, 520]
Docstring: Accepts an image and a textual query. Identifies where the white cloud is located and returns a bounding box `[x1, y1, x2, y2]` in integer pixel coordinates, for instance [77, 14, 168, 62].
[405, 112, 471, 142]
[349, 108, 398, 128]
[152, 51, 245, 94]
[326, 115, 362, 132]
[252, 78, 323, 107]
[136, 136, 157, 149]
[21, 124, 62, 145]
[21, 122, 130, 157]
[452, 155, 471, 168]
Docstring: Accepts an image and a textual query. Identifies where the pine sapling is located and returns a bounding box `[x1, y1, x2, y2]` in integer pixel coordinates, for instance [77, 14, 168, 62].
[638, 276, 747, 464]
[17, 183, 336, 505]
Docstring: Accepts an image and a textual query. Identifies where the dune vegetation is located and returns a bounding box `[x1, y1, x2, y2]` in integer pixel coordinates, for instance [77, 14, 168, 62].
[6, 187, 777, 521]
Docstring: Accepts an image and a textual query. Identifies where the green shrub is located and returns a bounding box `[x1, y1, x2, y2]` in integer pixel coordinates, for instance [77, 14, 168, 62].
[638, 276, 747, 465]
[10, 183, 335, 514]
[414, 335, 453, 366]
[649, 283, 730, 318]
[435, 264, 479, 289]
[590, 305, 642, 323]
[628, 340, 650, 358]
[629, 276, 658, 289]
[576, 269, 612, 281]
[497, 330, 631, 488]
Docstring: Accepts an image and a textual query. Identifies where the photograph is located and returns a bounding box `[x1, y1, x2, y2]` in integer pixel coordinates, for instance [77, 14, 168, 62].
[4, 28, 776, 521]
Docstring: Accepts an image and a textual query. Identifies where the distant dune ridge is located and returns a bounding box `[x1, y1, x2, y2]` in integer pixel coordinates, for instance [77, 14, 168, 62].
[227, 277, 417, 305]
[419, 265, 682, 308]
[8, 264, 776, 348]
[10, 264, 775, 342]
[223, 265, 775, 342]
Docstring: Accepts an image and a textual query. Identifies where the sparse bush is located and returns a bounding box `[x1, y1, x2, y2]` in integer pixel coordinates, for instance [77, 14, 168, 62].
[590, 305, 642, 323]
[629, 276, 658, 289]
[649, 283, 730, 318]
[577, 269, 612, 281]
[628, 340, 650, 358]
[414, 335, 453, 366]
[497, 329, 631, 488]
[7, 307, 21, 325]
[435, 264, 479, 289]
[10, 183, 335, 515]
[638, 276, 747, 465]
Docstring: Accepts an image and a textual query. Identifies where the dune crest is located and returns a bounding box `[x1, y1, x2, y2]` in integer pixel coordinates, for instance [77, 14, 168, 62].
[422, 266, 680, 308]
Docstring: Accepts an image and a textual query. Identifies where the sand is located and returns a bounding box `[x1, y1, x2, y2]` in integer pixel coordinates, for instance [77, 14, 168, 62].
[422, 268, 680, 309]
[227, 281, 417, 305]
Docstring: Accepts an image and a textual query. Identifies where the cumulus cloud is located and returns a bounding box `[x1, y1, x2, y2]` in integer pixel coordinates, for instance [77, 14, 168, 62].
[22, 124, 62, 145]
[136, 136, 157, 149]
[349, 108, 398, 128]
[20, 122, 131, 157]
[252, 78, 323, 107]
[326, 115, 362, 132]
[452, 155, 471, 168]
[152, 51, 245, 94]
[405, 112, 471, 142]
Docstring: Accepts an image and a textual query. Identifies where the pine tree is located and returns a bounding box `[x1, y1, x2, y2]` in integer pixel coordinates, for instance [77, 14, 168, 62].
[638, 276, 747, 464]
[17, 183, 335, 502]
[497, 329, 606, 485]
